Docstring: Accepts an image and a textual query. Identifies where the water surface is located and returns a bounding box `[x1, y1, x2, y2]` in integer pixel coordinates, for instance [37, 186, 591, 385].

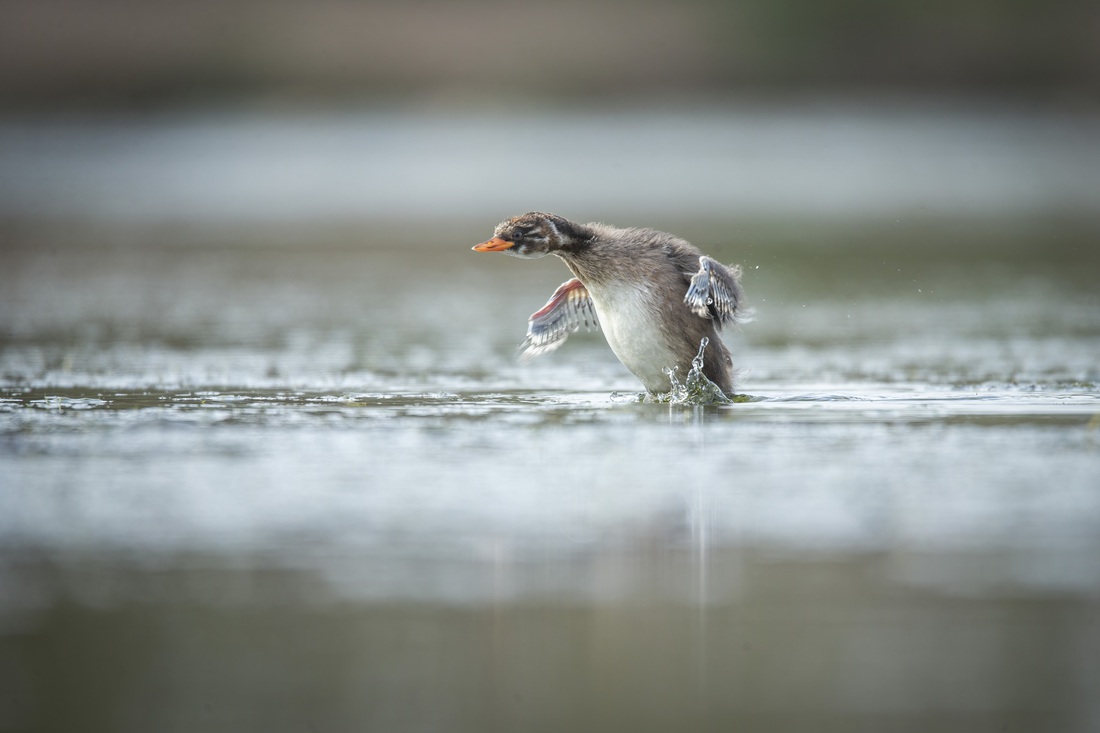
[2, 111, 1100, 731]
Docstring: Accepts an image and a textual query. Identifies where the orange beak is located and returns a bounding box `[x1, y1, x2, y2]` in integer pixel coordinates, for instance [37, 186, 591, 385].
[472, 237, 515, 252]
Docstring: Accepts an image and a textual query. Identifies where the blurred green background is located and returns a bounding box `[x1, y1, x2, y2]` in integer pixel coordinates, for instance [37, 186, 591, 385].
[3, 0, 1097, 110]
[2, 0, 1098, 236]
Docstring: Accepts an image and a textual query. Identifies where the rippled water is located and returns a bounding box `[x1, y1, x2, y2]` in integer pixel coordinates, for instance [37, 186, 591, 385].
[2, 215, 1099, 731]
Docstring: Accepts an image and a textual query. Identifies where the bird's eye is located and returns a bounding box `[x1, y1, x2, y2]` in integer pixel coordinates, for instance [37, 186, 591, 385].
[512, 231, 527, 241]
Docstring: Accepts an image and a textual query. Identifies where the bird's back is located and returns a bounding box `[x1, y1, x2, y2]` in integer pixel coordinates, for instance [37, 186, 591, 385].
[559, 224, 734, 393]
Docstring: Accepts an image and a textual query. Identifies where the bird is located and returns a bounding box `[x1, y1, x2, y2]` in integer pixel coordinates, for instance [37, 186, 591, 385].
[472, 212, 748, 394]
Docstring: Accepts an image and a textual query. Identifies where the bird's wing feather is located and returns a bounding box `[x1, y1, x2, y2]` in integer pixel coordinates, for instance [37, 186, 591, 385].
[683, 256, 747, 325]
[519, 278, 599, 361]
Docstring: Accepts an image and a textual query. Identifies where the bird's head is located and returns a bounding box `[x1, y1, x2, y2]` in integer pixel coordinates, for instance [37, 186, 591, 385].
[472, 212, 582, 259]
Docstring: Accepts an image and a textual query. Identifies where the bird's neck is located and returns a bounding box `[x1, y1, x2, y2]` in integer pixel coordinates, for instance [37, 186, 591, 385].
[557, 240, 628, 289]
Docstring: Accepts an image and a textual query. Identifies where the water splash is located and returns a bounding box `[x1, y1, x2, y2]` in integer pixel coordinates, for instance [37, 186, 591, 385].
[651, 338, 735, 406]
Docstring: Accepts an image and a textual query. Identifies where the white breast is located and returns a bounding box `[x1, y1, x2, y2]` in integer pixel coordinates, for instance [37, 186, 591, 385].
[589, 280, 681, 393]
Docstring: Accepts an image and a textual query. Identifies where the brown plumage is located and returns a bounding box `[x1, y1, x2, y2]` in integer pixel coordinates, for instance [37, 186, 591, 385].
[473, 212, 748, 394]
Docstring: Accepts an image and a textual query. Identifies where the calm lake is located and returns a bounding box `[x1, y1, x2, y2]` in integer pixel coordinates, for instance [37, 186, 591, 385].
[1, 104, 1099, 732]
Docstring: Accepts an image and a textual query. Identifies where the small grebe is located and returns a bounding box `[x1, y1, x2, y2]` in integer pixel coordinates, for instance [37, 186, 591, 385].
[474, 212, 748, 394]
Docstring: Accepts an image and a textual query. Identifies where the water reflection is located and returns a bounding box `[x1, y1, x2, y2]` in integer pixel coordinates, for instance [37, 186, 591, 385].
[4, 545, 1098, 732]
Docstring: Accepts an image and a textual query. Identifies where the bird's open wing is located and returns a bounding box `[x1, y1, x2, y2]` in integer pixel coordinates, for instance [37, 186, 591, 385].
[683, 256, 748, 325]
[519, 278, 599, 361]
